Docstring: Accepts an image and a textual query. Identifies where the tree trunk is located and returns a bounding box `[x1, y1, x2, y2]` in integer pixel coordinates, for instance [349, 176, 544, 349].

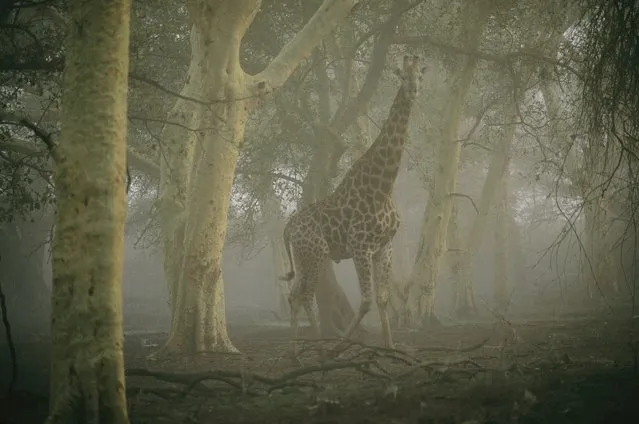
[160, 3, 265, 355]
[261, 183, 291, 319]
[272, 234, 291, 320]
[309, 3, 405, 336]
[158, 23, 204, 331]
[388, 210, 409, 327]
[582, 190, 619, 298]
[453, 101, 516, 317]
[0, 216, 52, 335]
[493, 178, 509, 312]
[405, 1, 489, 328]
[47, 0, 131, 422]
[290, 9, 399, 336]
[156, 0, 361, 355]
[446, 202, 463, 313]
[299, 126, 357, 336]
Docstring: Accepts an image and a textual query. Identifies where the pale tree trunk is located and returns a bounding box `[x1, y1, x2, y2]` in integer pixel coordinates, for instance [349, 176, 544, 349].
[453, 102, 516, 317]
[300, 131, 358, 335]
[261, 183, 291, 319]
[406, 1, 489, 328]
[157, 0, 361, 355]
[47, 0, 131, 422]
[389, 211, 411, 328]
[447, 202, 463, 313]
[493, 177, 509, 312]
[307, 43, 358, 336]
[159, 26, 202, 320]
[271, 232, 291, 319]
[387, 158, 420, 328]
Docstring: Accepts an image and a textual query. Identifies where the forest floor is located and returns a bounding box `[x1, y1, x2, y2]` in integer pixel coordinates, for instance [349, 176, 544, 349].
[1, 310, 639, 424]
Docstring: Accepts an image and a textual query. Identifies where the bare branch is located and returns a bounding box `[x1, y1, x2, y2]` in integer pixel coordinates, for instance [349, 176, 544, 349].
[129, 73, 214, 108]
[126, 359, 373, 396]
[0, 111, 56, 156]
[251, 0, 361, 92]
[393, 35, 582, 77]
[450, 192, 479, 214]
[463, 142, 494, 152]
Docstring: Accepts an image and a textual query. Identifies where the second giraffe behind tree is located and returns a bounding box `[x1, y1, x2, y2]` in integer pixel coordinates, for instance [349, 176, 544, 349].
[282, 55, 425, 354]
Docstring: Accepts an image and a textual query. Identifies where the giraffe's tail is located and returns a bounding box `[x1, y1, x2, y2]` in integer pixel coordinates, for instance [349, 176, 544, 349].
[281, 225, 296, 282]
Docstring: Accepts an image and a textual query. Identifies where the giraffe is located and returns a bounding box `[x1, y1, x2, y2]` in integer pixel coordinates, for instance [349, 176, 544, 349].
[282, 55, 425, 354]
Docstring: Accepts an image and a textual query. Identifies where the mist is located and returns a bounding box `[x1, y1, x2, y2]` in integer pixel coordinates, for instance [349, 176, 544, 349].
[1, 0, 638, 423]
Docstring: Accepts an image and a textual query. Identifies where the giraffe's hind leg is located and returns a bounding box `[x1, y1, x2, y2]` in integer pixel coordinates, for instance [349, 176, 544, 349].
[288, 284, 303, 359]
[302, 295, 321, 339]
[288, 256, 323, 359]
[373, 242, 394, 349]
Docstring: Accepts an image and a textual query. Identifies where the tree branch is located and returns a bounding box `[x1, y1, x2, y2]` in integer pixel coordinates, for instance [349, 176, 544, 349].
[331, 3, 400, 133]
[393, 35, 582, 77]
[0, 127, 302, 190]
[129, 72, 215, 108]
[251, 0, 361, 92]
[0, 111, 56, 156]
[0, 55, 64, 72]
[450, 192, 479, 214]
[127, 359, 373, 396]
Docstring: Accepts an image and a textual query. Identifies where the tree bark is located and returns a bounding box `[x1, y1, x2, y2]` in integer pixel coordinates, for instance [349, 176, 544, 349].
[47, 0, 131, 422]
[453, 101, 516, 317]
[405, 1, 489, 328]
[493, 177, 509, 312]
[287, 4, 402, 336]
[158, 24, 203, 328]
[260, 182, 291, 319]
[157, 0, 361, 355]
[446, 202, 463, 313]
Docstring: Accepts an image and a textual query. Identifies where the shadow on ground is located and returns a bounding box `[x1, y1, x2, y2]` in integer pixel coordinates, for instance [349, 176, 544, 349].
[1, 313, 638, 423]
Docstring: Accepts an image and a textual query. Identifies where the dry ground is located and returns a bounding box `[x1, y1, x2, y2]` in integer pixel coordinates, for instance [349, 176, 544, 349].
[1, 313, 638, 423]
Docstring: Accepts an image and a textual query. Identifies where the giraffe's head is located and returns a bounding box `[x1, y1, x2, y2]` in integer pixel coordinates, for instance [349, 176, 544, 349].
[393, 55, 426, 101]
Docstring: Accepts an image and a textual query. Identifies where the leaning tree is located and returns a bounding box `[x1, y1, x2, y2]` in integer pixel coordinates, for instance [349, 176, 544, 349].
[153, 0, 362, 355]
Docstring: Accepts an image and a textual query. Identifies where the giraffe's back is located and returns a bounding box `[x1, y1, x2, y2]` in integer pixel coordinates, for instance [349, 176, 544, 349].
[321, 192, 400, 254]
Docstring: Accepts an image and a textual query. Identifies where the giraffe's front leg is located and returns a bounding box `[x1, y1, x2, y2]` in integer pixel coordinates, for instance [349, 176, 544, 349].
[373, 242, 394, 349]
[303, 297, 321, 339]
[342, 250, 374, 341]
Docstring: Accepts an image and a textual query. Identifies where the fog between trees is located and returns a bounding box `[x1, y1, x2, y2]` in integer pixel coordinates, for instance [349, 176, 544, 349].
[1, 0, 639, 422]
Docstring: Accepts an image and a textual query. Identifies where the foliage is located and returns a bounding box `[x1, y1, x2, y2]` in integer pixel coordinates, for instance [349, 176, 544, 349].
[579, 0, 639, 146]
[0, 0, 638, 301]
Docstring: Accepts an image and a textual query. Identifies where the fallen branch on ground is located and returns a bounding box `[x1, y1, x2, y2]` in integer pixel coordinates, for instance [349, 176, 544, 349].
[414, 337, 491, 353]
[292, 336, 491, 363]
[127, 359, 375, 397]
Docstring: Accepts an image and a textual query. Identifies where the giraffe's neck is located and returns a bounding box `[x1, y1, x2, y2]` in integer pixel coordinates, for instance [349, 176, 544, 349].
[369, 86, 413, 154]
[356, 86, 415, 196]
[333, 87, 415, 201]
